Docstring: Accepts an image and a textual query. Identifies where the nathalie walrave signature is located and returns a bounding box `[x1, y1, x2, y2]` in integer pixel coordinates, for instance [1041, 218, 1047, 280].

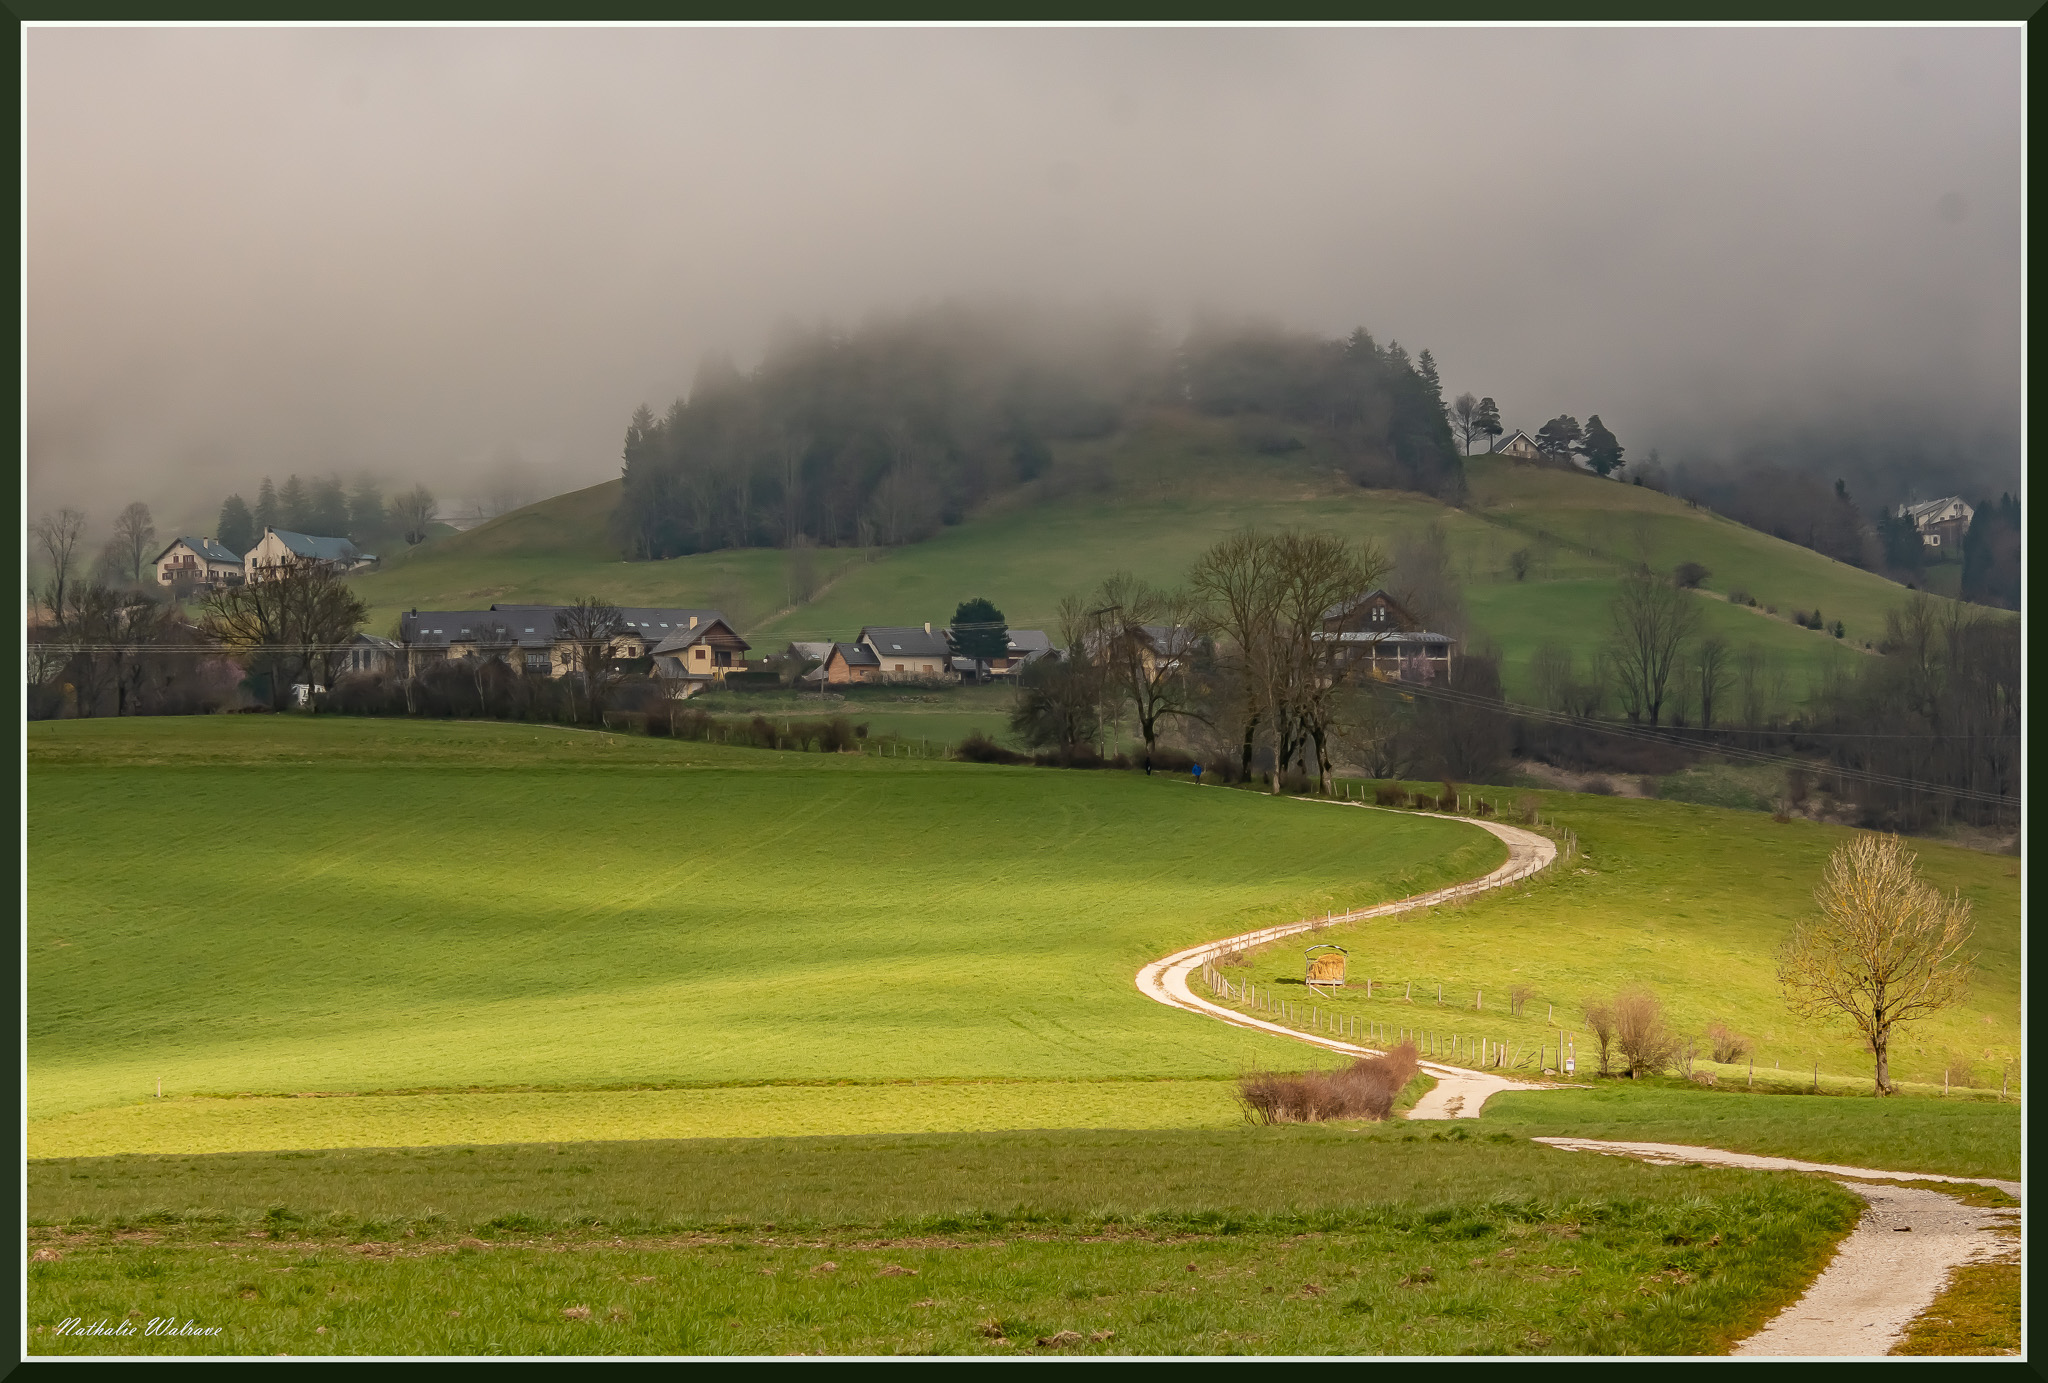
[51, 1316, 223, 1339]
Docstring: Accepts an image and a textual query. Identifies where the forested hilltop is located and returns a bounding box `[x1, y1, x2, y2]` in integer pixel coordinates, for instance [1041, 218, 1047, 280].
[611, 307, 1463, 559]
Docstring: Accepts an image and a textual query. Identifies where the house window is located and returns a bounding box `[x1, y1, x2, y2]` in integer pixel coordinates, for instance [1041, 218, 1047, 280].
[895, 664, 905, 672]
[1927, 534, 1941, 546]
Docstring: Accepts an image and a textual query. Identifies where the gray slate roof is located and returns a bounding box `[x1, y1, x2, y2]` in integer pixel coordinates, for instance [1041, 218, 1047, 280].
[266, 528, 366, 562]
[1004, 629, 1052, 655]
[832, 642, 881, 668]
[859, 626, 951, 659]
[157, 536, 243, 565]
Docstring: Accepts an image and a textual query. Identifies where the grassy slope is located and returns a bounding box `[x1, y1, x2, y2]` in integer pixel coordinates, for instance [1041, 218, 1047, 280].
[28, 718, 1498, 1129]
[28, 1127, 1860, 1357]
[1206, 788, 2020, 1107]
[343, 413, 1964, 705]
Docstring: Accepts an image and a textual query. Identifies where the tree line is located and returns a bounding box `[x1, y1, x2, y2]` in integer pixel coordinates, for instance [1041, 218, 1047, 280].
[611, 306, 1470, 560]
[214, 474, 439, 556]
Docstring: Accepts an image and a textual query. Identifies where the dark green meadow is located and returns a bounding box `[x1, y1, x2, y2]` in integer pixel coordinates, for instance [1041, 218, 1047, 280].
[29, 1126, 1861, 1357]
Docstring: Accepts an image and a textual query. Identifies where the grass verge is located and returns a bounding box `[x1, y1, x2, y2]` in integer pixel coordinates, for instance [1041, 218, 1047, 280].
[29, 1126, 1862, 1357]
[1890, 1262, 2021, 1356]
[1478, 1083, 2020, 1180]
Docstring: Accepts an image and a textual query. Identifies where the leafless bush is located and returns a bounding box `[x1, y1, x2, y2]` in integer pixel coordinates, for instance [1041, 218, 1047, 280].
[1516, 793, 1541, 825]
[1509, 985, 1535, 1017]
[1675, 1034, 1699, 1078]
[1374, 784, 1406, 806]
[1706, 1022, 1751, 1065]
[1238, 1043, 1420, 1124]
[1437, 780, 1458, 810]
[1582, 999, 1618, 1077]
[1943, 1053, 1979, 1089]
[1614, 987, 1684, 1078]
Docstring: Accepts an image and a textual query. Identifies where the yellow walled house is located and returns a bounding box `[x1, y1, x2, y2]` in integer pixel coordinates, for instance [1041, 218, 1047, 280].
[394, 605, 746, 686]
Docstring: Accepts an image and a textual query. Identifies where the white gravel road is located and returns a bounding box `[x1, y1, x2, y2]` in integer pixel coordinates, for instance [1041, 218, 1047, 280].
[1132, 802, 1557, 1120]
[1533, 1138, 2022, 1357]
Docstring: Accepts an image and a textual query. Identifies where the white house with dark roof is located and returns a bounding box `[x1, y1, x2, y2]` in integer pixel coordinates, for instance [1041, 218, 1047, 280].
[244, 527, 377, 581]
[152, 536, 245, 590]
[1896, 497, 1975, 550]
[1491, 429, 1541, 460]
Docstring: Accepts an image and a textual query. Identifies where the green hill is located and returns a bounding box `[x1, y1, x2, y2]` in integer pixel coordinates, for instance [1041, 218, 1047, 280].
[349, 413, 1955, 706]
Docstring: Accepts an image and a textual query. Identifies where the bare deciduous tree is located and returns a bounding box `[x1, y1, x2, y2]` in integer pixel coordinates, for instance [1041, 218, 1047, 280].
[112, 502, 157, 585]
[1092, 571, 1209, 762]
[1449, 392, 1480, 455]
[554, 597, 624, 723]
[32, 507, 88, 624]
[1581, 998, 1618, 1077]
[1693, 636, 1732, 729]
[1189, 528, 1386, 794]
[202, 556, 368, 710]
[1778, 833, 1975, 1095]
[391, 485, 439, 546]
[1607, 569, 1702, 725]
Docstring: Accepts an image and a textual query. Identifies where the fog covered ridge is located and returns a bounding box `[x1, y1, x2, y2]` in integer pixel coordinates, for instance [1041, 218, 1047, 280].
[611, 306, 1465, 558]
[27, 27, 2019, 531]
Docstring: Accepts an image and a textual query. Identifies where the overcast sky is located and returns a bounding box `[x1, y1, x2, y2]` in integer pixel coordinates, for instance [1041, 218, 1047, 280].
[26, 25, 2022, 536]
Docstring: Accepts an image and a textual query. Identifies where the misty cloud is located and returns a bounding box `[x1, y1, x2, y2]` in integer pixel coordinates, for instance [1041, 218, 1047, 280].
[26, 25, 2021, 537]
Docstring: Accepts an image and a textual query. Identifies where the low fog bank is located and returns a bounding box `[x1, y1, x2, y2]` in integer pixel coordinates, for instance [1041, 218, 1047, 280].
[27, 26, 2020, 546]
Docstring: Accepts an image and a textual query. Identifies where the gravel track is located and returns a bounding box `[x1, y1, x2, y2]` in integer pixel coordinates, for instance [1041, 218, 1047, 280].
[1132, 802, 1558, 1119]
[1533, 1138, 2022, 1357]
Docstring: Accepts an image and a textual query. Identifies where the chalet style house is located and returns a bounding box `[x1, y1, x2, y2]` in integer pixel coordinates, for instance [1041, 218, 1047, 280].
[811, 623, 1055, 685]
[1897, 497, 1975, 551]
[244, 527, 378, 581]
[152, 536, 245, 591]
[1491, 429, 1541, 460]
[394, 604, 748, 694]
[1320, 589, 1455, 683]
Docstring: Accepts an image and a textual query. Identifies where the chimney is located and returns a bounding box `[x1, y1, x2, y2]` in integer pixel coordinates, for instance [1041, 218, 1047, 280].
[689, 615, 698, 629]
[923, 622, 932, 635]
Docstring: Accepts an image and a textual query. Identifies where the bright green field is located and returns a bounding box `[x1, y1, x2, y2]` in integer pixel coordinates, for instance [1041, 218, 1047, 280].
[27, 1126, 1861, 1357]
[28, 718, 1500, 1145]
[342, 413, 1977, 708]
[1478, 1083, 2020, 1180]
[1209, 786, 2020, 1099]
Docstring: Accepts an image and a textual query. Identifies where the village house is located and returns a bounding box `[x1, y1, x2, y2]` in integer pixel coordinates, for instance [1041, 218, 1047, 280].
[244, 527, 377, 581]
[856, 624, 953, 680]
[337, 633, 402, 677]
[817, 642, 882, 685]
[1896, 497, 1975, 552]
[394, 605, 746, 690]
[1319, 589, 1455, 683]
[1491, 428, 1542, 460]
[152, 536, 245, 591]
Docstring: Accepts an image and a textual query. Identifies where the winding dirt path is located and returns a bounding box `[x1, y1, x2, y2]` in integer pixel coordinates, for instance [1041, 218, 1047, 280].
[1533, 1139, 2022, 1357]
[1132, 801, 2023, 1355]
[1132, 802, 1558, 1119]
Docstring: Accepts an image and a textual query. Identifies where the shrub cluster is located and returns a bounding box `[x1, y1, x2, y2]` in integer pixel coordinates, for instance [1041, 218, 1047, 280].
[1238, 1043, 1420, 1124]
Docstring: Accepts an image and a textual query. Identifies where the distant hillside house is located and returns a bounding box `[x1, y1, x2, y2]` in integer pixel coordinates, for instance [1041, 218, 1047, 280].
[152, 536, 245, 591]
[819, 642, 882, 685]
[1897, 497, 1975, 551]
[244, 527, 377, 581]
[1491, 429, 1541, 460]
[396, 604, 741, 684]
[783, 640, 834, 668]
[858, 624, 953, 680]
[1319, 588, 1454, 683]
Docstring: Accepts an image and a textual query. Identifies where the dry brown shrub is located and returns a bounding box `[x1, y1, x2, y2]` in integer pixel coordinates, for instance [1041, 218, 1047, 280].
[1238, 1043, 1420, 1124]
[1614, 987, 1683, 1078]
[1707, 1021, 1751, 1064]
